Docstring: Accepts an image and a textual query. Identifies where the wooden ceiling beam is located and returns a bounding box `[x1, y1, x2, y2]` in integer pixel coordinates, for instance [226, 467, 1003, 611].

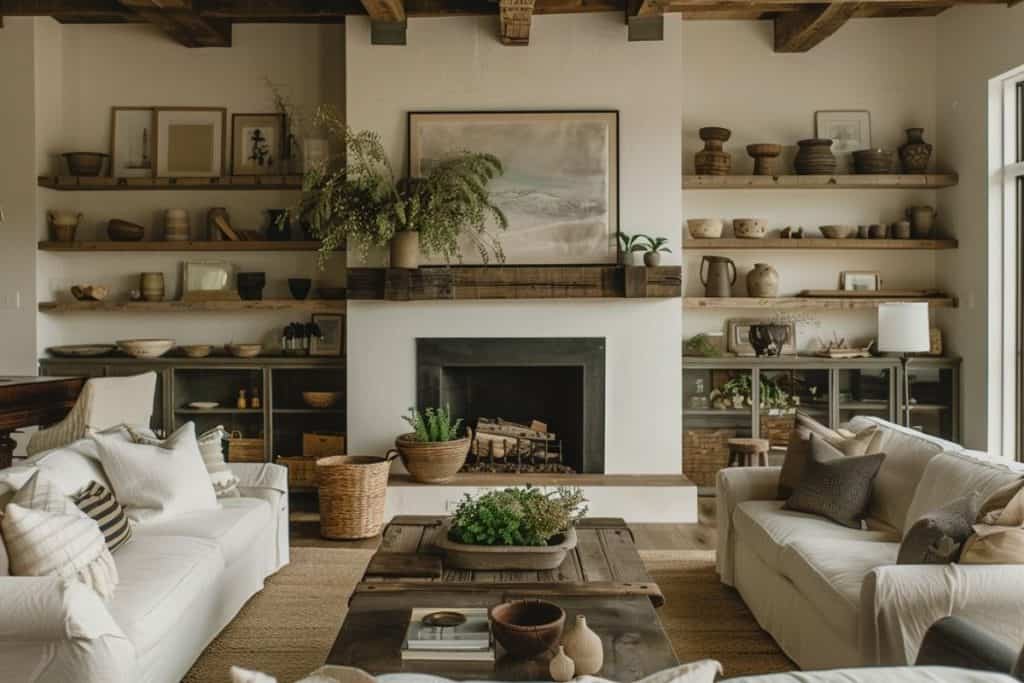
[625, 0, 665, 39]
[117, 0, 231, 46]
[359, 0, 406, 43]
[498, 0, 534, 44]
[773, 1, 859, 51]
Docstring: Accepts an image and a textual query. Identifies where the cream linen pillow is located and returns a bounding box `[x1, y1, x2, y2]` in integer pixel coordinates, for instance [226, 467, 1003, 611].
[93, 422, 218, 523]
[131, 423, 240, 498]
[962, 484, 1024, 564]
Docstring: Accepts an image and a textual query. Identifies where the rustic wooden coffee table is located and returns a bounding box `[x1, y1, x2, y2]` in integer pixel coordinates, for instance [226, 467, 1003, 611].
[326, 516, 678, 681]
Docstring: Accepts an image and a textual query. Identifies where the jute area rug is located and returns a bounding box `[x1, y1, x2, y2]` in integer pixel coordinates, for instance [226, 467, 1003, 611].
[184, 548, 792, 682]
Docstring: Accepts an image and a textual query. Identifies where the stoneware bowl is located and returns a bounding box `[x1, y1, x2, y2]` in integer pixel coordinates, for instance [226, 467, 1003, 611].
[179, 344, 213, 358]
[70, 285, 109, 301]
[489, 600, 566, 659]
[108, 219, 146, 242]
[733, 218, 768, 239]
[225, 343, 262, 359]
[819, 225, 857, 239]
[62, 152, 109, 177]
[116, 339, 175, 359]
[687, 218, 723, 239]
[302, 391, 342, 409]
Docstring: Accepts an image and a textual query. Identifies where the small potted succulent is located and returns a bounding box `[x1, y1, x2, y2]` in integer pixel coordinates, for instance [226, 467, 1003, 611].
[638, 234, 672, 267]
[390, 406, 472, 483]
[437, 486, 588, 570]
[617, 232, 646, 266]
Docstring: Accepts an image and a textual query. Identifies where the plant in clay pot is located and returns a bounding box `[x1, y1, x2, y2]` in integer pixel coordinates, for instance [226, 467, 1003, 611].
[286, 106, 508, 269]
[637, 234, 671, 267]
[390, 406, 472, 483]
[617, 232, 646, 266]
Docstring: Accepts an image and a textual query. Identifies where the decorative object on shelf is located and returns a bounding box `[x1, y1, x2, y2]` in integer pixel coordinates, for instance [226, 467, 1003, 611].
[179, 344, 212, 358]
[694, 126, 732, 176]
[746, 263, 779, 298]
[563, 614, 603, 676]
[868, 223, 888, 239]
[746, 143, 782, 176]
[390, 230, 420, 269]
[700, 255, 737, 298]
[303, 432, 346, 459]
[266, 209, 291, 241]
[891, 220, 912, 239]
[907, 205, 937, 238]
[302, 391, 341, 409]
[288, 278, 312, 301]
[749, 323, 791, 357]
[899, 128, 933, 174]
[282, 321, 318, 356]
[819, 225, 856, 239]
[111, 107, 155, 178]
[237, 272, 266, 301]
[840, 271, 881, 291]
[921, 327, 944, 356]
[187, 402, 219, 410]
[231, 113, 285, 176]
[549, 646, 575, 682]
[164, 209, 190, 241]
[315, 284, 346, 300]
[116, 338, 175, 359]
[108, 218, 145, 241]
[129, 289, 142, 301]
[409, 110, 616, 265]
[814, 110, 871, 167]
[727, 319, 797, 357]
[206, 208, 229, 240]
[70, 285, 109, 302]
[685, 333, 725, 358]
[638, 234, 671, 267]
[686, 218, 723, 239]
[250, 386, 261, 409]
[182, 260, 239, 302]
[47, 344, 115, 358]
[310, 313, 344, 356]
[140, 272, 165, 302]
[857, 225, 869, 239]
[316, 453, 396, 540]
[617, 233, 646, 266]
[487, 600, 566, 659]
[709, 373, 798, 413]
[225, 343, 262, 358]
[733, 218, 767, 239]
[62, 152, 109, 177]
[780, 226, 804, 239]
[794, 138, 836, 175]
[48, 210, 82, 242]
[226, 431, 264, 463]
[390, 406, 471, 483]
[237, 389, 248, 408]
[154, 107, 226, 178]
[852, 149, 893, 174]
[689, 378, 711, 409]
[815, 332, 874, 359]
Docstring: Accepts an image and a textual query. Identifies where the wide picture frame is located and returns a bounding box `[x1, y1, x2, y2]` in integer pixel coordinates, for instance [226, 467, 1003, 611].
[155, 107, 227, 178]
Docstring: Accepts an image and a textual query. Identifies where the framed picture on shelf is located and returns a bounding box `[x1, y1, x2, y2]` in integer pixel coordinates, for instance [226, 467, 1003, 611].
[815, 110, 871, 155]
[726, 319, 797, 357]
[111, 107, 155, 178]
[181, 260, 238, 302]
[840, 271, 881, 291]
[154, 107, 227, 178]
[231, 113, 285, 175]
[311, 314, 344, 356]
[408, 110, 619, 265]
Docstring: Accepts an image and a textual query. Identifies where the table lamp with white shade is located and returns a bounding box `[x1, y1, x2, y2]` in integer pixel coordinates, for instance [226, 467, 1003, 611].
[877, 302, 931, 424]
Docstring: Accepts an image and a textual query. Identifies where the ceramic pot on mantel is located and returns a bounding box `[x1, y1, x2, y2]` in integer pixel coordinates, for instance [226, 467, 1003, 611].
[899, 128, 933, 174]
[694, 127, 732, 176]
[746, 263, 779, 298]
[390, 230, 420, 269]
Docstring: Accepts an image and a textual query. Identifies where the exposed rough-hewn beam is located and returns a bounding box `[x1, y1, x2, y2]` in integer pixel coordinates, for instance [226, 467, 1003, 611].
[118, 0, 231, 46]
[773, 2, 859, 52]
[360, 0, 406, 43]
[499, 0, 534, 44]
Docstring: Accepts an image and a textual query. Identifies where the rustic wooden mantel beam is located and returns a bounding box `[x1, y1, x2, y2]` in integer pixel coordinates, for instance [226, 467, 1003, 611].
[118, 0, 231, 46]
[773, 2, 860, 52]
[499, 0, 534, 44]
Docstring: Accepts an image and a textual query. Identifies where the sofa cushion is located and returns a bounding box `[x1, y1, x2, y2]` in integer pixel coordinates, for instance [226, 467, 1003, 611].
[733, 500, 898, 572]
[28, 439, 113, 499]
[778, 414, 881, 499]
[783, 437, 885, 528]
[899, 492, 981, 564]
[779, 538, 899, 643]
[134, 497, 271, 566]
[905, 451, 1024, 536]
[108, 534, 222, 656]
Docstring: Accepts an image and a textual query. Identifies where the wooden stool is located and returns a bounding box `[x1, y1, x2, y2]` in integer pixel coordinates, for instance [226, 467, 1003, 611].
[727, 438, 770, 467]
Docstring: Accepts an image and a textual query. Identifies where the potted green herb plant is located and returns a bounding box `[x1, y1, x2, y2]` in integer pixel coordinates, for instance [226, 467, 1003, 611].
[436, 486, 588, 570]
[617, 232, 646, 266]
[287, 106, 509, 269]
[389, 406, 472, 483]
[638, 234, 672, 267]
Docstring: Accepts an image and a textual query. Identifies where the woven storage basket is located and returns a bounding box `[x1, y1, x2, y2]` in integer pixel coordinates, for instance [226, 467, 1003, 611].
[392, 428, 472, 484]
[278, 456, 318, 489]
[227, 431, 265, 463]
[683, 428, 736, 487]
[316, 454, 395, 540]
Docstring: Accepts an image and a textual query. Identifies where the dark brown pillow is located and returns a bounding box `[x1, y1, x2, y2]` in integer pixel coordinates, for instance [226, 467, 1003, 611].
[784, 435, 885, 528]
[777, 413, 880, 499]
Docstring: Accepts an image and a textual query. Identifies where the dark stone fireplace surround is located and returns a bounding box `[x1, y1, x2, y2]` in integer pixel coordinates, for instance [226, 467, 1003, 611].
[416, 337, 606, 473]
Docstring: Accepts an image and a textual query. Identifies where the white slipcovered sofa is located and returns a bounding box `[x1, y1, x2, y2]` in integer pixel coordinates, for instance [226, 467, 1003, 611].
[0, 437, 290, 683]
[716, 416, 1024, 671]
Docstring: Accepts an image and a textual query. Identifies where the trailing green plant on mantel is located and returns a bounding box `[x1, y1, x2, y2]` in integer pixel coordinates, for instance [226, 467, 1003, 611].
[450, 486, 588, 547]
[287, 106, 509, 267]
[402, 406, 464, 442]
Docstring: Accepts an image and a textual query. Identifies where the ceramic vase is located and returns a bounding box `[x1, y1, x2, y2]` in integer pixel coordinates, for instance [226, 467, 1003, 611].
[700, 256, 737, 298]
[164, 209, 190, 241]
[891, 220, 912, 240]
[390, 230, 420, 269]
[644, 252, 662, 267]
[140, 272, 165, 302]
[794, 139, 837, 175]
[899, 128, 933, 174]
[749, 324, 790, 358]
[746, 263, 779, 297]
[694, 127, 731, 176]
[563, 615, 602, 676]
[906, 206, 937, 238]
[549, 646, 575, 682]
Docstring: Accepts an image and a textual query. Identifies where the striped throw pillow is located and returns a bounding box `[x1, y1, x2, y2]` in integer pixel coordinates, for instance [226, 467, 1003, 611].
[72, 481, 132, 552]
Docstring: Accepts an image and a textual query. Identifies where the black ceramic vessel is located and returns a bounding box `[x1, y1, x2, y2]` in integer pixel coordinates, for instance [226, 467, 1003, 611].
[237, 272, 266, 301]
[748, 324, 789, 357]
[288, 278, 312, 300]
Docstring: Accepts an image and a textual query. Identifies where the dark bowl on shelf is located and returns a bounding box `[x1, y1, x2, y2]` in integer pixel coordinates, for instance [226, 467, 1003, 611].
[852, 149, 894, 174]
[288, 278, 312, 300]
[237, 272, 266, 301]
[489, 600, 565, 659]
[62, 152, 110, 177]
[107, 219, 145, 241]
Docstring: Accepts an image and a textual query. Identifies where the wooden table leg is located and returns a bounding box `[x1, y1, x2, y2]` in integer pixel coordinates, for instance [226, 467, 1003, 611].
[0, 431, 16, 469]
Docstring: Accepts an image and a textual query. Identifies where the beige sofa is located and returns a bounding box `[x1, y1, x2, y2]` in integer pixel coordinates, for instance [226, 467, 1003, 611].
[716, 416, 1024, 670]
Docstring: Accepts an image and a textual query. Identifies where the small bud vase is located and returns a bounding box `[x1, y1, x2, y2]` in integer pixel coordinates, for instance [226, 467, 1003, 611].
[562, 615, 602, 676]
[549, 646, 575, 682]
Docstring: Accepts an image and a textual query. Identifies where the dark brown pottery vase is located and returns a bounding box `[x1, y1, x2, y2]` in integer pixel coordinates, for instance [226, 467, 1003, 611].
[749, 324, 790, 357]
[899, 128, 932, 174]
[794, 138, 836, 175]
[695, 127, 732, 176]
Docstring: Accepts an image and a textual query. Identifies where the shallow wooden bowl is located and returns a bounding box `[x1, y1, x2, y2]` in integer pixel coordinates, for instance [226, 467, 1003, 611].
[225, 343, 262, 358]
[819, 225, 857, 239]
[108, 219, 145, 241]
[70, 285, 109, 301]
[302, 391, 342, 409]
[489, 600, 566, 659]
[179, 344, 212, 358]
[116, 339, 175, 359]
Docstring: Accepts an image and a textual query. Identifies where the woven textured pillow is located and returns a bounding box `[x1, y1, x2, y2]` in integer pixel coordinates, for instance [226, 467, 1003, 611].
[898, 492, 981, 564]
[784, 435, 886, 528]
[777, 413, 881, 499]
[131, 423, 240, 498]
[72, 481, 133, 553]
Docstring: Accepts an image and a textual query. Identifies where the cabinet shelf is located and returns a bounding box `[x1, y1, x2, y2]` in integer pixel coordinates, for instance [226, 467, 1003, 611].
[38, 299, 347, 313]
[683, 238, 957, 250]
[39, 240, 327, 252]
[38, 175, 302, 191]
[683, 297, 956, 310]
[175, 408, 262, 415]
[682, 174, 958, 190]
[273, 408, 345, 415]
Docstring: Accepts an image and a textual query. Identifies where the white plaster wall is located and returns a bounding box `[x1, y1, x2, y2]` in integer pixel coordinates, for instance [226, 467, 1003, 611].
[936, 4, 1024, 450]
[344, 14, 684, 474]
[682, 19, 941, 351]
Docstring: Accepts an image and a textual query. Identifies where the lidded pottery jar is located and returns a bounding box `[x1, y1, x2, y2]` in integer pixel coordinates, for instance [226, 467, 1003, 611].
[794, 138, 837, 175]
[746, 263, 779, 298]
[899, 128, 933, 174]
[694, 127, 732, 176]
[563, 615, 603, 676]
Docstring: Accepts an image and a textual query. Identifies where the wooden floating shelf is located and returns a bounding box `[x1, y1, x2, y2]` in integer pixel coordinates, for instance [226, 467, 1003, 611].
[38, 299, 347, 313]
[684, 238, 957, 250]
[388, 473, 694, 487]
[347, 265, 682, 301]
[38, 175, 303, 191]
[39, 240, 324, 252]
[683, 297, 957, 310]
[682, 174, 958, 190]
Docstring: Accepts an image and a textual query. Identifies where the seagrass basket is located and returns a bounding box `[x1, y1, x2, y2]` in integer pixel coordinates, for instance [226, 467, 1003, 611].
[316, 454, 395, 540]
[391, 428, 472, 484]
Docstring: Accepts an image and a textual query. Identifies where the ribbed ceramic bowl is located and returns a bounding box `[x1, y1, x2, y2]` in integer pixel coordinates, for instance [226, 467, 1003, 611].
[117, 339, 175, 359]
[225, 343, 262, 358]
[733, 218, 768, 239]
[302, 391, 342, 409]
[819, 225, 857, 239]
[179, 344, 212, 358]
[687, 218, 723, 239]
[489, 600, 566, 659]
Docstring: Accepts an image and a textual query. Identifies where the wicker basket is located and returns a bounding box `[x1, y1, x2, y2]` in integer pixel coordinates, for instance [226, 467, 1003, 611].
[278, 455, 318, 489]
[227, 431, 265, 463]
[683, 428, 737, 487]
[392, 429, 472, 484]
[761, 414, 796, 450]
[316, 454, 395, 540]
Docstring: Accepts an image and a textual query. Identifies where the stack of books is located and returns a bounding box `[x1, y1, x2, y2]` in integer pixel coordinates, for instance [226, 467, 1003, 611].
[401, 608, 495, 662]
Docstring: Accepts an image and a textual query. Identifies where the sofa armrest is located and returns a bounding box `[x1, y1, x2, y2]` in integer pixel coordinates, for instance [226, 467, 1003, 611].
[715, 466, 781, 586]
[916, 616, 1018, 674]
[861, 563, 1024, 666]
[228, 462, 290, 572]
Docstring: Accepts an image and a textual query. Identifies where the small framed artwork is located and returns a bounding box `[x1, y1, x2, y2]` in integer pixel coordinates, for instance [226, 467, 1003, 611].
[154, 107, 227, 177]
[182, 260, 238, 302]
[311, 314, 344, 356]
[232, 113, 285, 175]
[727, 319, 797, 357]
[111, 107, 155, 178]
[815, 110, 871, 155]
[840, 271, 881, 291]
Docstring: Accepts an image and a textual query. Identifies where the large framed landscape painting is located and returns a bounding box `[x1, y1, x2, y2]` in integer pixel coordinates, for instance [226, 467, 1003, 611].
[408, 111, 619, 265]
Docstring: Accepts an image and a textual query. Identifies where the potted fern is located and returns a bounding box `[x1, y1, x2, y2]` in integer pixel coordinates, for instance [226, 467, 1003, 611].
[638, 234, 672, 267]
[389, 406, 472, 483]
[288, 106, 508, 270]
